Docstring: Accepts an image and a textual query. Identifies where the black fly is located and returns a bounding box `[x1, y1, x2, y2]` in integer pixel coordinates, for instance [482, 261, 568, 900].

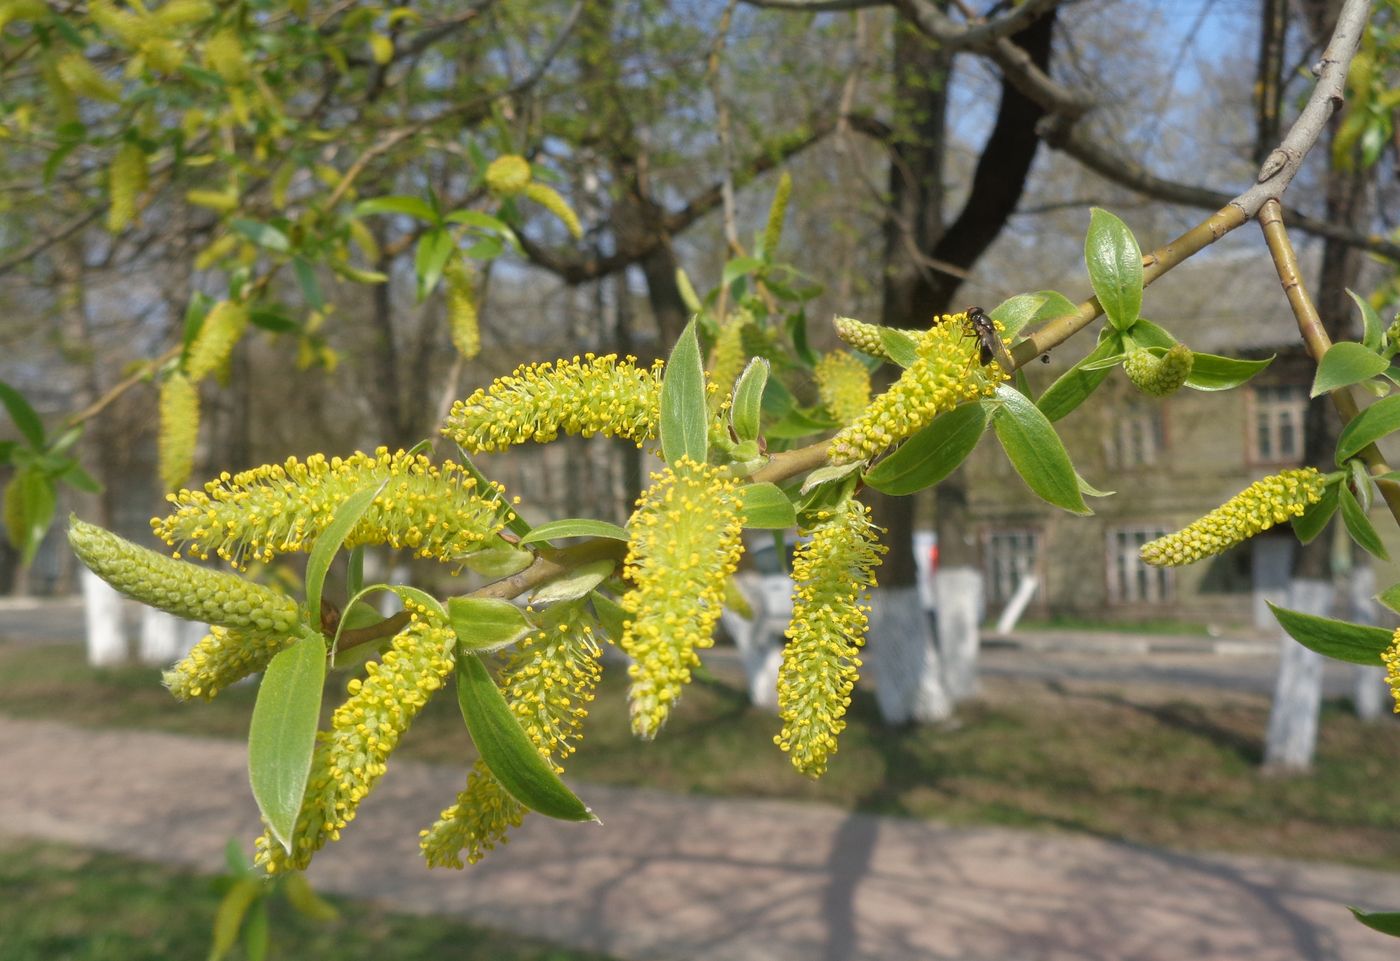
[962, 306, 1014, 373]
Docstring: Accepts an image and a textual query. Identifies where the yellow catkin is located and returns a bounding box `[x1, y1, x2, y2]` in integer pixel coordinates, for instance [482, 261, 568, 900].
[153, 447, 509, 569]
[832, 316, 922, 362]
[185, 299, 249, 381]
[1382, 628, 1400, 713]
[828, 313, 1006, 464]
[419, 610, 602, 867]
[67, 518, 301, 634]
[442, 353, 663, 453]
[163, 625, 297, 701]
[762, 170, 792, 256]
[203, 29, 249, 83]
[814, 350, 871, 424]
[194, 233, 238, 271]
[484, 155, 531, 195]
[444, 260, 480, 359]
[152, 0, 213, 28]
[186, 186, 239, 213]
[140, 36, 185, 74]
[256, 604, 455, 874]
[776, 500, 885, 777]
[56, 53, 122, 102]
[88, 1, 147, 46]
[158, 372, 199, 491]
[522, 182, 582, 240]
[1124, 344, 1193, 397]
[621, 458, 745, 738]
[106, 142, 148, 233]
[707, 312, 750, 408]
[1140, 468, 1326, 566]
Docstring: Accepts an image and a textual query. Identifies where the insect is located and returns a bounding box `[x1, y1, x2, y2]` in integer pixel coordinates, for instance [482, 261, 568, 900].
[936, 306, 1014, 373]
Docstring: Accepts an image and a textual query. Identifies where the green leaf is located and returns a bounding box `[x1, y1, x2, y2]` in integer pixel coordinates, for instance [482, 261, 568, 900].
[589, 591, 630, 641]
[721, 256, 763, 287]
[229, 218, 291, 254]
[208, 877, 261, 961]
[800, 461, 862, 495]
[1085, 208, 1143, 330]
[659, 319, 708, 466]
[1268, 601, 1393, 665]
[305, 482, 385, 628]
[248, 629, 326, 855]
[1349, 458, 1376, 513]
[1291, 482, 1339, 544]
[1029, 290, 1079, 322]
[223, 839, 253, 878]
[1184, 352, 1273, 391]
[1312, 342, 1389, 397]
[446, 596, 534, 651]
[1037, 333, 1123, 422]
[530, 558, 616, 605]
[244, 899, 268, 961]
[1349, 907, 1400, 938]
[414, 228, 456, 301]
[761, 375, 795, 419]
[248, 307, 300, 334]
[1075, 470, 1115, 498]
[518, 518, 628, 546]
[737, 482, 797, 529]
[764, 406, 837, 440]
[1078, 352, 1128, 372]
[462, 540, 533, 577]
[1126, 318, 1177, 348]
[992, 384, 1091, 515]
[5, 469, 55, 564]
[1337, 395, 1400, 462]
[1339, 484, 1388, 560]
[293, 258, 325, 311]
[354, 195, 438, 222]
[0, 380, 44, 449]
[1349, 289, 1385, 352]
[282, 873, 339, 922]
[58, 461, 102, 494]
[988, 294, 1046, 341]
[730, 358, 769, 442]
[444, 209, 516, 240]
[456, 654, 594, 821]
[879, 328, 919, 368]
[864, 403, 987, 495]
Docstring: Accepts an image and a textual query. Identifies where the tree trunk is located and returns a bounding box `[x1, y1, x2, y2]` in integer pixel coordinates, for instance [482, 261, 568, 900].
[1264, 579, 1330, 770]
[870, 585, 952, 723]
[935, 567, 983, 701]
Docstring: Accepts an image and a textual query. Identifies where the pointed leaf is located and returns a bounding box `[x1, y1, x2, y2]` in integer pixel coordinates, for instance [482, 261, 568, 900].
[414, 228, 455, 301]
[737, 482, 797, 529]
[1291, 482, 1339, 544]
[229, 218, 291, 254]
[1085, 208, 1143, 330]
[1337, 394, 1400, 462]
[1350, 908, 1400, 938]
[354, 195, 437, 221]
[659, 319, 708, 465]
[992, 384, 1090, 515]
[518, 518, 629, 545]
[987, 294, 1046, 341]
[864, 403, 986, 495]
[1340, 484, 1388, 560]
[209, 877, 261, 961]
[731, 358, 769, 442]
[721, 255, 763, 287]
[1185, 352, 1273, 391]
[248, 629, 326, 854]
[282, 873, 339, 922]
[1378, 581, 1400, 616]
[5, 469, 55, 564]
[462, 540, 533, 577]
[456, 654, 594, 821]
[800, 461, 862, 495]
[305, 482, 385, 627]
[1312, 342, 1389, 397]
[590, 591, 630, 641]
[1037, 332, 1123, 422]
[530, 558, 616, 605]
[447, 596, 534, 650]
[1268, 601, 1392, 665]
[879, 328, 919, 368]
[1126, 318, 1178, 349]
[1349, 289, 1385, 351]
[1029, 290, 1079, 323]
[0, 380, 44, 449]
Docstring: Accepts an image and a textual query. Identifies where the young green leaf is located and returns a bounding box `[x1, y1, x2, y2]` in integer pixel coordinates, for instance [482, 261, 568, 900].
[992, 384, 1091, 515]
[864, 403, 987, 495]
[1311, 342, 1389, 397]
[209, 877, 262, 961]
[292, 258, 325, 311]
[800, 460, 862, 495]
[1336, 394, 1400, 462]
[414, 228, 456, 301]
[730, 358, 770, 442]
[721, 255, 764, 287]
[1124, 318, 1177, 348]
[4, 468, 56, 564]
[248, 628, 326, 855]
[1377, 581, 1400, 616]
[879, 328, 919, 368]
[987, 294, 1046, 341]
[589, 590, 631, 641]
[446, 596, 534, 650]
[0, 380, 45, 449]
[1291, 482, 1339, 545]
[1268, 601, 1392, 665]
[1037, 332, 1124, 422]
[456, 653, 594, 822]
[1184, 352, 1273, 391]
[1349, 908, 1400, 938]
[229, 218, 291, 254]
[282, 873, 339, 922]
[530, 558, 617, 605]
[737, 481, 797, 529]
[304, 482, 385, 629]
[1348, 289, 1385, 352]
[1085, 208, 1143, 331]
[1339, 484, 1388, 560]
[462, 540, 533, 577]
[354, 195, 438, 221]
[1028, 290, 1080, 323]
[659, 319, 708, 466]
[243, 899, 269, 961]
[518, 518, 629, 546]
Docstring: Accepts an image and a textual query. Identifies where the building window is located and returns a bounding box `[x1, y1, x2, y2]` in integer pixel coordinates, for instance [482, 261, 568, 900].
[1251, 384, 1308, 463]
[1106, 526, 1173, 604]
[1106, 404, 1163, 469]
[984, 529, 1040, 605]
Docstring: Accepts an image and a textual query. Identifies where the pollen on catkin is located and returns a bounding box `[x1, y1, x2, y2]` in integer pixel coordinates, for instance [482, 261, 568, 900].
[762, 171, 792, 256]
[621, 458, 745, 738]
[776, 499, 885, 777]
[158, 372, 199, 492]
[164, 625, 299, 701]
[832, 316, 922, 362]
[444, 260, 480, 359]
[1382, 628, 1400, 714]
[153, 447, 510, 568]
[708, 312, 751, 407]
[185, 299, 249, 382]
[828, 313, 1006, 464]
[522, 182, 582, 239]
[1124, 344, 1193, 397]
[814, 350, 871, 424]
[255, 603, 455, 874]
[1140, 468, 1326, 566]
[68, 518, 302, 633]
[442, 354, 663, 454]
[106, 142, 148, 233]
[484, 155, 531, 195]
[419, 610, 603, 868]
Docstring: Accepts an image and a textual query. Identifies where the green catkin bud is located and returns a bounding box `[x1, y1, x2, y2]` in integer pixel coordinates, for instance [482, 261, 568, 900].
[776, 500, 885, 777]
[153, 0, 214, 28]
[444, 260, 480, 359]
[154, 447, 510, 569]
[204, 29, 249, 83]
[256, 602, 455, 874]
[814, 350, 871, 424]
[762, 170, 792, 256]
[420, 610, 602, 867]
[707, 312, 750, 407]
[56, 53, 122, 102]
[68, 518, 301, 633]
[621, 458, 745, 738]
[485, 155, 531, 195]
[1124, 344, 1193, 397]
[1140, 468, 1326, 567]
[1383, 628, 1400, 713]
[194, 233, 238, 271]
[832, 316, 922, 362]
[158, 372, 199, 492]
[522, 182, 583, 239]
[163, 625, 298, 701]
[442, 353, 663, 454]
[186, 186, 239, 213]
[106, 142, 149, 233]
[185, 299, 249, 381]
[828, 314, 1007, 465]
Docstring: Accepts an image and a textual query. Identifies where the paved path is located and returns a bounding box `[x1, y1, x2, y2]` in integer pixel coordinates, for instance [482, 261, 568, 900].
[4, 717, 1400, 961]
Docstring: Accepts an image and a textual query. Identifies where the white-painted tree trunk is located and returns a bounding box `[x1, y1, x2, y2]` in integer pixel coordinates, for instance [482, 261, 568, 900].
[137, 608, 183, 665]
[935, 566, 982, 703]
[1263, 579, 1331, 770]
[717, 572, 786, 711]
[1354, 665, 1389, 721]
[869, 585, 952, 725]
[81, 568, 127, 666]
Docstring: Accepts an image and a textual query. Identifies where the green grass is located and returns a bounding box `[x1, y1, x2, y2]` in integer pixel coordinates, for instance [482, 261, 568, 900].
[3, 642, 1400, 870]
[1006, 615, 1218, 636]
[0, 836, 612, 961]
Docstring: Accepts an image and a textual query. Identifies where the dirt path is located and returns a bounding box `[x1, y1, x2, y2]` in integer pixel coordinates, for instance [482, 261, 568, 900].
[4, 715, 1399, 961]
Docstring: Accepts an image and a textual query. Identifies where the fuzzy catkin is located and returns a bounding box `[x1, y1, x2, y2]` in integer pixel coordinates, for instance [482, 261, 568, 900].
[164, 625, 298, 701]
[762, 171, 792, 256]
[1383, 628, 1400, 713]
[522, 182, 582, 239]
[106, 142, 148, 233]
[1124, 344, 1193, 397]
[814, 351, 871, 424]
[832, 316, 923, 362]
[444, 261, 480, 359]
[158, 372, 199, 492]
[185, 299, 249, 381]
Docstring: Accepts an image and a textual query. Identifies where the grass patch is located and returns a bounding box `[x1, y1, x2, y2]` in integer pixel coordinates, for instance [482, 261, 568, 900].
[3, 642, 1400, 869]
[1007, 616, 1218, 636]
[0, 836, 612, 961]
